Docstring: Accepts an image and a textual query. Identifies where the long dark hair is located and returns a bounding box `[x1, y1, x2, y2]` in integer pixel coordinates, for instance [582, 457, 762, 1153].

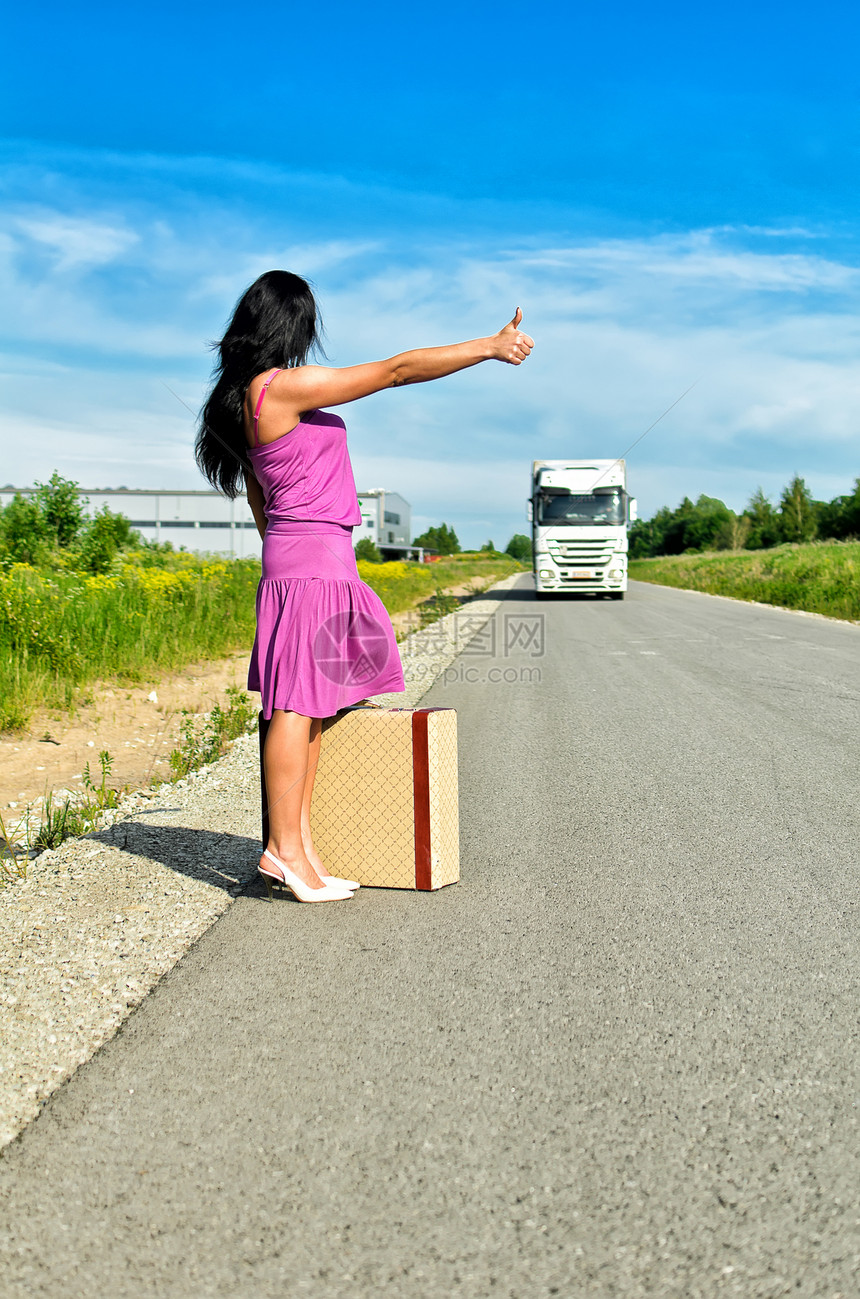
[196, 270, 323, 497]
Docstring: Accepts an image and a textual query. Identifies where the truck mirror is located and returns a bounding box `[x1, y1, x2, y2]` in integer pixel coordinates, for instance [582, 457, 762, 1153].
[628, 498, 638, 523]
[526, 500, 533, 522]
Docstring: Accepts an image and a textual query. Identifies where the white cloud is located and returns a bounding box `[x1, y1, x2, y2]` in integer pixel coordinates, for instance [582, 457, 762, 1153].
[15, 213, 138, 270]
[1, 150, 859, 544]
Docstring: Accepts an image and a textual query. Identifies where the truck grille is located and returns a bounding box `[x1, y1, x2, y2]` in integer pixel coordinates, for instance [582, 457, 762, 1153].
[547, 538, 614, 567]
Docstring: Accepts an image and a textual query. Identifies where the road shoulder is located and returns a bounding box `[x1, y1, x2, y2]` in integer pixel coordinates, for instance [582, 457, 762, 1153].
[0, 573, 523, 1150]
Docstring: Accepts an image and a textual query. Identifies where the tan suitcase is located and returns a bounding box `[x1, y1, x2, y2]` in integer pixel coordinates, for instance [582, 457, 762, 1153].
[258, 706, 459, 890]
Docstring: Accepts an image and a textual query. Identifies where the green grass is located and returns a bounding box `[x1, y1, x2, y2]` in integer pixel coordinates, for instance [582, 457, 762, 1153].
[0, 748, 126, 879]
[0, 550, 523, 732]
[0, 808, 28, 885]
[0, 551, 260, 730]
[629, 541, 860, 621]
[167, 685, 258, 779]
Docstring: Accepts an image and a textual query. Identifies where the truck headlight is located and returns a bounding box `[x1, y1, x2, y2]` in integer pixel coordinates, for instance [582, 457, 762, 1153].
[539, 569, 555, 579]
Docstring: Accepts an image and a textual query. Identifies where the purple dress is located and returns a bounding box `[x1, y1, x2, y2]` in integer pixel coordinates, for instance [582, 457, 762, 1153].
[246, 375, 405, 719]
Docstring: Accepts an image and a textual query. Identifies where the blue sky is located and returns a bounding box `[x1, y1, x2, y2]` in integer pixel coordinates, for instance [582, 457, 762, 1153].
[2, 0, 859, 546]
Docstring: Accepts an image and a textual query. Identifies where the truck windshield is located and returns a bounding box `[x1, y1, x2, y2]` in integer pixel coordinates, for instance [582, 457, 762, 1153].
[537, 491, 625, 526]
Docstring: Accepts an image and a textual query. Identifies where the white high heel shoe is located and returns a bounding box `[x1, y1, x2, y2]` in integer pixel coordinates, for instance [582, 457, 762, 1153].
[302, 845, 360, 890]
[259, 849, 353, 903]
[317, 872, 360, 890]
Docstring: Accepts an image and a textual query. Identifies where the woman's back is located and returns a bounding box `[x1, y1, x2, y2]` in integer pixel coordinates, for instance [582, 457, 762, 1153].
[245, 371, 361, 527]
[247, 401, 361, 528]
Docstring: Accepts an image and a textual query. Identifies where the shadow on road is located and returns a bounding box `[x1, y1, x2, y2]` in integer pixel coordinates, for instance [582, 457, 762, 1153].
[91, 821, 262, 895]
[485, 578, 628, 604]
[533, 591, 625, 601]
[485, 582, 533, 602]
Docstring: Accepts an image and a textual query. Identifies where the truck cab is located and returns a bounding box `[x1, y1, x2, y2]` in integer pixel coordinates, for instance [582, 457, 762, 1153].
[529, 460, 637, 599]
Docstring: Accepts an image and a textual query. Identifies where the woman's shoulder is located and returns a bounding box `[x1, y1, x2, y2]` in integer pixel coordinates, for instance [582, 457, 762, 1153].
[245, 367, 283, 413]
[246, 366, 337, 407]
[245, 368, 346, 433]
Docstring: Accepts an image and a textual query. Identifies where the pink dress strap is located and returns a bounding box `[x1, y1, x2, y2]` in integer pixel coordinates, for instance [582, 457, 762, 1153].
[252, 369, 282, 446]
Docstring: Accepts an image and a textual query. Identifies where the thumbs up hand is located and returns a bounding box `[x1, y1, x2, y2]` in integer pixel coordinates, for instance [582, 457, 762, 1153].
[491, 307, 534, 365]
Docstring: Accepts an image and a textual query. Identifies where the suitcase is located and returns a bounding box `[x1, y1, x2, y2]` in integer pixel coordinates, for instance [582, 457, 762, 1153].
[258, 706, 459, 890]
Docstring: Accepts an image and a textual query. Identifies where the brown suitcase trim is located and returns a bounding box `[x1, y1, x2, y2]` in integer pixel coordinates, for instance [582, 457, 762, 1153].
[405, 707, 449, 890]
[411, 710, 432, 890]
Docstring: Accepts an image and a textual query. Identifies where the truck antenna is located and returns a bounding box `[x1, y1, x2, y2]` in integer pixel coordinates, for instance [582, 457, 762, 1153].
[593, 377, 700, 488]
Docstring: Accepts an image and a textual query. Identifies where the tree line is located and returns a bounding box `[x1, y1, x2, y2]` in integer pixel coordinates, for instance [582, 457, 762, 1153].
[357, 522, 532, 562]
[0, 473, 140, 573]
[629, 475, 860, 559]
[410, 524, 532, 561]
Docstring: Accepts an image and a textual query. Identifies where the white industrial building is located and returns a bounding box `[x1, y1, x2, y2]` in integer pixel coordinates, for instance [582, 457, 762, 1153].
[354, 489, 415, 556]
[0, 486, 262, 558]
[0, 485, 418, 559]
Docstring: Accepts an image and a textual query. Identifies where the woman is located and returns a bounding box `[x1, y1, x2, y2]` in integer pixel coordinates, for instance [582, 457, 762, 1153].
[197, 270, 534, 903]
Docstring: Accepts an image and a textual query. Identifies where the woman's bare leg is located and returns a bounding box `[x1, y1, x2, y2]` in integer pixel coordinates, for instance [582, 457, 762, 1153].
[300, 717, 330, 880]
[261, 709, 325, 890]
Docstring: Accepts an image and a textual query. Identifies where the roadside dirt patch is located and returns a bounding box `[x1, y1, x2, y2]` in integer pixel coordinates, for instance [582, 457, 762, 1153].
[1, 652, 250, 814]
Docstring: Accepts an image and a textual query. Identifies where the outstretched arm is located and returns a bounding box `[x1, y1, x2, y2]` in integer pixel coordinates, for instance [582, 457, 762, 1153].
[251, 309, 534, 431]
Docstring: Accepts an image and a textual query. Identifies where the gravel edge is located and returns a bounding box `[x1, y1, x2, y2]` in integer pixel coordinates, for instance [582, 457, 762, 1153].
[0, 573, 523, 1150]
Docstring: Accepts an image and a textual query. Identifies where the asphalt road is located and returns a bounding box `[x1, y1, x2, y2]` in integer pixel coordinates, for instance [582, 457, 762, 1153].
[1, 578, 858, 1298]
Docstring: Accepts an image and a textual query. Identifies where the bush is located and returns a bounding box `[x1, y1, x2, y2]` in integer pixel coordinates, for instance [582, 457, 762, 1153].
[413, 523, 461, 555]
[817, 479, 860, 540]
[0, 494, 50, 565]
[356, 559, 434, 613]
[33, 472, 86, 548]
[75, 506, 138, 574]
[168, 686, 257, 779]
[779, 475, 817, 543]
[505, 534, 532, 562]
[354, 537, 383, 563]
[0, 472, 137, 572]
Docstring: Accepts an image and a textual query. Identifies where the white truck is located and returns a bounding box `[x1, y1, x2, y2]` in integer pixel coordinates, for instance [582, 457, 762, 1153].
[528, 459, 637, 599]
